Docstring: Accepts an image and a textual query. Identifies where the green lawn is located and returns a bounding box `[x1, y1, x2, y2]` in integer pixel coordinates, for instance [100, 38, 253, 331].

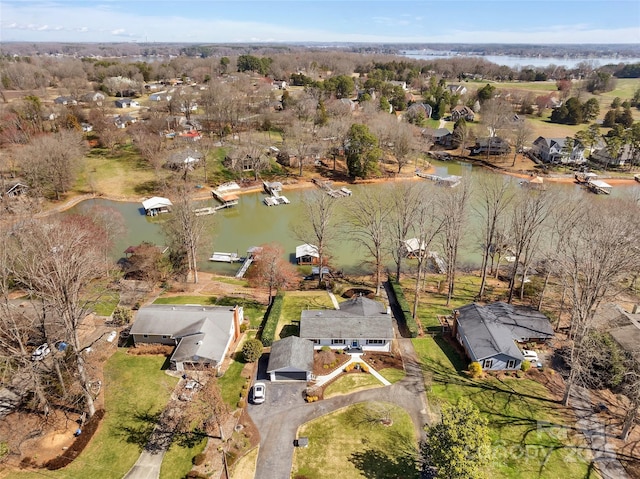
[153, 295, 267, 329]
[160, 438, 206, 479]
[6, 351, 179, 479]
[275, 291, 335, 339]
[92, 290, 120, 317]
[218, 359, 247, 408]
[292, 402, 419, 479]
[323, 373, 382, 399]
[378, 367, 406, 384]
[412, 336, 595, 478]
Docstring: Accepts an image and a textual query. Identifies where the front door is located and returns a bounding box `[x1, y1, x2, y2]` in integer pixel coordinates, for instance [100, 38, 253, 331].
[351, 340, 358, 348]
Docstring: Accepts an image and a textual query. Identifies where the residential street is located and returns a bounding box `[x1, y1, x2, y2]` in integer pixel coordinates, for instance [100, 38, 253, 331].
[248, 338, 429, 479]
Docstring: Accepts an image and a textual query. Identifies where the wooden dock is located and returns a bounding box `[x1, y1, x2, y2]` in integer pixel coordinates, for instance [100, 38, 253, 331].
[415, 170, 462, 187]
[212, 182, 240, 208]
[586, 179, 612, 195]
[264, 195, 290, 206]
[209, 252, 242, 263]
[312, 178, 353, 198]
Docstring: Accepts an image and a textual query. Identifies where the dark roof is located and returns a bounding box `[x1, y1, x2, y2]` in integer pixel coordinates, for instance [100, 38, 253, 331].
[455, 302, 554, 361]
[300, 297, 393, 340]
[267, 336, 314, 373]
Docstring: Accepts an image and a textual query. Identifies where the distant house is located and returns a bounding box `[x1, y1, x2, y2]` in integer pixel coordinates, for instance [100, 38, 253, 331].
[54, 96, 77, 106]
[114, 114, 137, 129]
[130, 304, 242, 371]
[595, 303, 640, 364]
[165, 148, 203, 170]
[4, 182, 28, 199]
[531, 137, 586, 164]
[295, 244, 319, 265]
[81, 122, 93, 133]
[453, 302, 554, 371]
[272, 80, 287, 90]
[448, 84, 468, 96]
[472, 137, 511, 155]
[267, 336, 315, 382]
[149, 92, 172, 102]
[388, 80, 408, 91]
[590, 144, 637, 168]
[407, 102, 433, 120]
[142, 196, 173, 216]
[422, 127, 453, 147]
[80, 92, 105, 105]
[450, 105, 475, 122]
[114, 98, 140, 108]
[300, 296, 394, 352]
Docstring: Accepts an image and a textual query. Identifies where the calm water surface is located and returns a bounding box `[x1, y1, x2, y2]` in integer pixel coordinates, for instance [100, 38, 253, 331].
[67, 162, 640, 276]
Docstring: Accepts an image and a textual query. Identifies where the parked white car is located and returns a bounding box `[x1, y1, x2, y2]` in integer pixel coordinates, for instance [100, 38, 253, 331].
[252, 382, 266, 404]
[31, 343, 51, 361]
[522, 350, 539, 363]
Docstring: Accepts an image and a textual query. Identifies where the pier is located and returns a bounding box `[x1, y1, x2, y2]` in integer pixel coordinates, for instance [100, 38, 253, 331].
[586, 179, 612, 195]
[212, 182, 241, 208]
[415, 170, 462, 187]
[262, 180, 290, 206]
[235, 246, 262, 278]
[209, 252, 242, 263]
[312, 178, 353, 198]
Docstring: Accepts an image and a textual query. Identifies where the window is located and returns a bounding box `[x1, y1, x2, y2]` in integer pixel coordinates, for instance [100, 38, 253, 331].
[366, 339, 384, 345]
[143, 334, 148, 338]
[162, 335, 168, 339]
[507, 359, 516, 369]
[311, 339, 320, 345]
[482, 359, 493, 369]
[331, 339, 345, 345]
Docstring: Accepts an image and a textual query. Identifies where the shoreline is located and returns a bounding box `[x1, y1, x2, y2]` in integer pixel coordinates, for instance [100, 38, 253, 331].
[38, 164, 639, 216]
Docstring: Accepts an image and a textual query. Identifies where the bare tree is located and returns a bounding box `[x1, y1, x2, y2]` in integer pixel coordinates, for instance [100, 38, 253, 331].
[511, 119, 533, 167]
[284, 121, 320, 177]
[343, 187, 393, 296]
[480, 98, 512, 160]
[18, 130, 86, 200]
[292, 190, 339, 288]
[506, 189, 553, 303]
[9, 216, 113, 418]
[620, 368, 640, 441]
[556, 199, 640, 406]
[438, 180, 472, 306]
[387, 181, 424, 281]
[247, 243, 298, 299]
[162, 188, 208, 284]
[474, 173, 514, 300]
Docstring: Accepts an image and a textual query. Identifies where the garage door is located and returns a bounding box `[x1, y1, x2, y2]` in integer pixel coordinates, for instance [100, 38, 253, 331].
[274, 371, 307, 381]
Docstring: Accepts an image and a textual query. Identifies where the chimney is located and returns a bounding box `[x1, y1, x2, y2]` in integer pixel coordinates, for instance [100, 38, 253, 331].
[233, 306, 241, 341]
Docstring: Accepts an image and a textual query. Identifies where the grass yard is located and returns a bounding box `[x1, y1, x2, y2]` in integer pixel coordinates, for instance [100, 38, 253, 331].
[160, 438, 206, 479]
[152, 295, 266, 329]
[400, 274, 499, 332]
[413, 336, 595, 478]
[378, 367, 406, 384]
[292, 402, 419, 479]
[7, 351, 179, 479]
[218, 359, 247, 408]
[230, 447, 259, 479]
[491, 80, 559, 94]
[323, 373, 382, 399]
[92, 290, 120, 317]
[275, 291, 335, 339]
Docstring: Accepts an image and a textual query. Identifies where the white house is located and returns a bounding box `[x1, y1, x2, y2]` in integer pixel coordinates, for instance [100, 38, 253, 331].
[300, 296, 394, 352]
[531, 137, 585, 164]
[295, 244, 319, 265]
[142, 196, 173, 216]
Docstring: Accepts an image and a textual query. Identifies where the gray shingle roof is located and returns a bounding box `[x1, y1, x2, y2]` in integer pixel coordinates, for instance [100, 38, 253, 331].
[456, 302, 554, 362]
[300, 297, 393, 340]
[267, 336, 314, 373]
[131, 304, 235, 365]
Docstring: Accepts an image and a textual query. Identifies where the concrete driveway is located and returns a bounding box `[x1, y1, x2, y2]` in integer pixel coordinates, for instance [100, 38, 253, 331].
[248, 338, 429, 479]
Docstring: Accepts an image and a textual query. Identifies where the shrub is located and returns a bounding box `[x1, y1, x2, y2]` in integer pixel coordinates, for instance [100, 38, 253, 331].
[320, 345, 331, 352]
[521, 360, 531, 372]
[260, 291, 283, 346]
[515, 370, 524, 378]
[468, 361, 483, 378]
[360, 363, 369, 373]
[389, 280, 419, 337]
[111, 306, 133, 326]
[192, 453, 206, 466]
[239, 323, 248, 333]
[242, 339, 263, 363]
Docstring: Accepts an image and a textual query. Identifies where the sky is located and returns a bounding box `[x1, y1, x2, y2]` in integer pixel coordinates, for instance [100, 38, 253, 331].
[1, 0, 639, 44]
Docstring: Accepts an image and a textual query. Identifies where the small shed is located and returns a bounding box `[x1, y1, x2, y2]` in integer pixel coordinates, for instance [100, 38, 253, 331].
[296, 244, 319, 265]
[267, 336, 314, 382]
[142, 197, 173, 216]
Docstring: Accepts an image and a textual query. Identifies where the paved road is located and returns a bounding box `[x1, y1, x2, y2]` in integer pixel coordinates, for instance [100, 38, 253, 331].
[248, 338, 429, 479]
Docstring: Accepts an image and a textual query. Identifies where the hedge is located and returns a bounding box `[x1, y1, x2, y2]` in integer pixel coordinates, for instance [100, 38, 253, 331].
[260, 291, 284, 346]
[389, 280, 419, 338]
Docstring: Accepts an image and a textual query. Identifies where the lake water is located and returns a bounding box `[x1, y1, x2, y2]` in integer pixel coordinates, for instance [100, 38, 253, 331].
[67, 162, 639, 276]
[401, 51, 640, 69]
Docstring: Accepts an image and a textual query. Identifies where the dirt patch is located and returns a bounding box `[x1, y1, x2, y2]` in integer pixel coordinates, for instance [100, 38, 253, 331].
[362, 351, 404, 371]
[342, 288, 375, 299]
[43, 409, 104, 470]
[312, 350, 350, 377]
